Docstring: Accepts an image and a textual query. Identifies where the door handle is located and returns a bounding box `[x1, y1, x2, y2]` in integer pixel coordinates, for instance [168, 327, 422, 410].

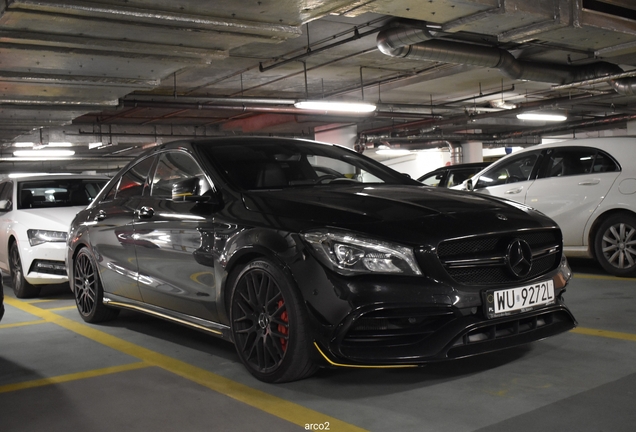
[94, 210, 106, 221]
[505, 187, 523, 194]
[137, 206, 155, 219]
[578, 179, 600, 185]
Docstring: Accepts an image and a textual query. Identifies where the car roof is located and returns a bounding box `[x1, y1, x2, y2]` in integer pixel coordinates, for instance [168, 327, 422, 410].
[4, 173, 110, 183]
[505, 136, 636, 157]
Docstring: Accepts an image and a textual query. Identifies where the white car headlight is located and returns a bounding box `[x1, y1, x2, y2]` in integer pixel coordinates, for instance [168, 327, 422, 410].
[302, 230, 422, 276]
[27, 229, 68, 246]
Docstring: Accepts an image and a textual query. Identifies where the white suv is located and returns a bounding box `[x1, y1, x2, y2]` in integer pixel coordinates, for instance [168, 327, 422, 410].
[463, 137, 636, 277]
[0, 174, 108, 297]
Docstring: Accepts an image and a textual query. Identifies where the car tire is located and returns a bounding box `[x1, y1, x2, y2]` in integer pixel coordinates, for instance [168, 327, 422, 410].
[593, 213, 636, 277]
[229, 258, 318, 383]
[73, 248, 119, 323]
[9, 241, 40, 298]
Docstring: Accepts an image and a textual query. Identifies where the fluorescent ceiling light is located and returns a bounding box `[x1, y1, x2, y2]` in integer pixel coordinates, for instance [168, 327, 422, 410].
[47, 142, 74, 147]
[376, 149, 412, 156]
[294, 100, 377, 113]
[14, 142, 35, 147]
[13, 149, 75, 157]
[88, 142, 103, 149]
[517, 112, 567, 122]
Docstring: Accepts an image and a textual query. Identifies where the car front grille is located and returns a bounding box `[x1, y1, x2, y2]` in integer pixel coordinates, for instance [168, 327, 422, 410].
[436, 229, 562, 285]
[446, 309, 576, 359]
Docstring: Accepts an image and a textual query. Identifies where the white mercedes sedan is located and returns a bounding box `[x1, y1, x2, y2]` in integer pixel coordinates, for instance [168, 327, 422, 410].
[461, 137, 636, 277]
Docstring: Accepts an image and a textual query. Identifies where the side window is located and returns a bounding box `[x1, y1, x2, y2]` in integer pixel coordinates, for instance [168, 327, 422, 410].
[0, 182, 13, 211]
[475, 152, 540, 189]
[538, 147, 596, 179]
[151, 152, 210, 199]
[592, 151, 619, 173]
[115, 156, 155, 200]
[447, 168, 480, 188]
[419, 171, 444, 187]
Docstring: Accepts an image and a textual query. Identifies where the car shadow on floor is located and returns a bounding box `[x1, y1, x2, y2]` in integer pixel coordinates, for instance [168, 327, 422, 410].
[567, 257, 607, 276]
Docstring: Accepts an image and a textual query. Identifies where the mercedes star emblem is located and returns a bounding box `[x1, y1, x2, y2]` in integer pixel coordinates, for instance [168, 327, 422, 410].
[506, 238, 533, 278]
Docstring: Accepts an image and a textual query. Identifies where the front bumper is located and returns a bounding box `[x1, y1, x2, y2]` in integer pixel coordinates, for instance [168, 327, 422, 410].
[20, 240, 68, 285]
[300, 255, 576, 368]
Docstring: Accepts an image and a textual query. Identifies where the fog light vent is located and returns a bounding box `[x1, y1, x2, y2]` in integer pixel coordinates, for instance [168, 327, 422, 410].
[30, 260, 67, 276]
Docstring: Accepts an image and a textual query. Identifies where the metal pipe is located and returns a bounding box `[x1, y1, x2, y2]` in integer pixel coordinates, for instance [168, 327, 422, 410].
[376, 19, 635, 94]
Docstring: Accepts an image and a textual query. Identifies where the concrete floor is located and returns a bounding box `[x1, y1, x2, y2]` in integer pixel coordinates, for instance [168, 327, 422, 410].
[1, 258, 635, 432]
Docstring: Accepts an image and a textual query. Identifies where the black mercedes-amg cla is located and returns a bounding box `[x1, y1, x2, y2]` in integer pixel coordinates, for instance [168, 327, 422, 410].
[67, 137, 576, 383]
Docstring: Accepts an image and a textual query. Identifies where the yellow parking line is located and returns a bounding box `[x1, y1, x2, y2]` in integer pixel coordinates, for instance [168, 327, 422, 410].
[571, 327, 636, 342]
[0, 362, 149, 394]
[24, 299, 58, 304]
[4, 297, 368, 432]
[46, 306, 78, 312]
[573, 273, 635, 282]
[0, 319, 47, 329]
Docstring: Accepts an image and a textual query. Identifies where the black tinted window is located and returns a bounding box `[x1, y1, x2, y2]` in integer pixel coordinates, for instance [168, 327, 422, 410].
[592, 151, 619, 173]
[115, 157, 154, 200]
[18, 178, 106, 209]
[0, 181, 12, 211]
[538, 147, 619, 179]
[0, 182, 12, 201]
[539, 148, 595, 178]
[200, 140, 413, 190]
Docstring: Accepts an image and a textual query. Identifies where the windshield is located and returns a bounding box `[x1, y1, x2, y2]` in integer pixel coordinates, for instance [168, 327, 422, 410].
[18, 178, 107, 209]
[198, 140, 417, 190]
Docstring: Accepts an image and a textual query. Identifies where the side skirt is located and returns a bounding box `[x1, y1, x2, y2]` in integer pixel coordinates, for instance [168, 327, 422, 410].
[103, 293, 233, 341]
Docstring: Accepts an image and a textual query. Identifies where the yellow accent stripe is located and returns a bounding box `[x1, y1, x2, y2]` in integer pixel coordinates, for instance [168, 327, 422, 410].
[105, 301, 223, 335]
[24, 299, 58, 304]
[571, 327, 636, 342]
[4, 297, 368, 432]
[314, 342, 418, 369]
[573, 273, 636, 282]
[0, 319, 47, 329]
[0, 362, 149, 394]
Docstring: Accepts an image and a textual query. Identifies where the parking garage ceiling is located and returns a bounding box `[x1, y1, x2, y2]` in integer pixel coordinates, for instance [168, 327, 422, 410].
[1, 0, 636, 173]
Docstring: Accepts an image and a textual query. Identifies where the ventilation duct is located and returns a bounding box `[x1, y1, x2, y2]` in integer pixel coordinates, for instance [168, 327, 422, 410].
[377, 20, 636, 95]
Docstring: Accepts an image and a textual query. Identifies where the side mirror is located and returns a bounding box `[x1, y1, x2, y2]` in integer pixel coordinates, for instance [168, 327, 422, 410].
[172, 177, 199, 201]
[172, 177, 222, 207]
[466, 179, 474, 191]
[0, 200, 10, 211]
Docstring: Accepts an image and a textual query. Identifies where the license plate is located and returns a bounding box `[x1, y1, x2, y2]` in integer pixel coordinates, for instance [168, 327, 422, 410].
[484, 280, 555, 318]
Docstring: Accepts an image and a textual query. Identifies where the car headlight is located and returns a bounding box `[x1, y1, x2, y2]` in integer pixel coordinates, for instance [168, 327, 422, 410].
[27, 229, 68, 246]
[302, 230, 422, 276]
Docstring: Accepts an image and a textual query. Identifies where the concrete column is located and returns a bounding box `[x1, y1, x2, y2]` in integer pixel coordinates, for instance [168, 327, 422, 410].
[627, 121, 636, 135]
[314, 124, 357, 149]
[461, 141, 483, 163]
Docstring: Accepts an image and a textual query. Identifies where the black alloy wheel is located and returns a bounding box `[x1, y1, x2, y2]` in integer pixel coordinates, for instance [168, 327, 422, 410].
[229, 259, 317, 383]
[9, 241, 40, 298]
[73, 248, 119, 323]
[594, 213, 636, 277]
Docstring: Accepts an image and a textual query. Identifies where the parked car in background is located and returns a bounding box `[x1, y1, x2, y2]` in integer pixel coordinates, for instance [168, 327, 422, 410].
[67, 137, 575, 383]
[0, 174, 108, 298]
[462, 137, 636, 277]
[418, 162, 490, 188]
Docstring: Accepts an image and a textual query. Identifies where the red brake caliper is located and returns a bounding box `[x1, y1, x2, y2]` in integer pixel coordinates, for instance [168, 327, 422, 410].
[277, 299, 288, 351]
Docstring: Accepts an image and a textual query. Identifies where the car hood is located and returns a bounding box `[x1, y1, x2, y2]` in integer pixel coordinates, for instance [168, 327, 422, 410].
[14, 206, 85, 231]
[241, 185, 556, 245]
